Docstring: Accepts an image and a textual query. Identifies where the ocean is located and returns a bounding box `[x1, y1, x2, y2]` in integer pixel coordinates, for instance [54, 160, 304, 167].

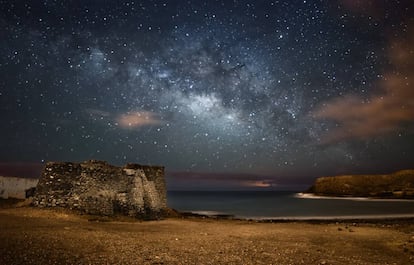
[167, 191, 414, 220]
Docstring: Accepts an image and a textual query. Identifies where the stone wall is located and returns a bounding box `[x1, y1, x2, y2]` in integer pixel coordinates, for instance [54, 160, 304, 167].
[0, 176, 39, 199]
[32, 160, 167, 219]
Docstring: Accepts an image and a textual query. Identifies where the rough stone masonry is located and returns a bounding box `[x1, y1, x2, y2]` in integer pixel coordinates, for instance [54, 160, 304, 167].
[32, 160, 167, 219]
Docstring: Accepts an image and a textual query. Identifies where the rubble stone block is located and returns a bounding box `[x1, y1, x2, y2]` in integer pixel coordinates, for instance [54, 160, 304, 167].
[32, 160, 167, 219]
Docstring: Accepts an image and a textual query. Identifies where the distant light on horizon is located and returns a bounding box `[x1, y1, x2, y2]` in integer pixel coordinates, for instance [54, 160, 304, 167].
[241, 180, 274, 188]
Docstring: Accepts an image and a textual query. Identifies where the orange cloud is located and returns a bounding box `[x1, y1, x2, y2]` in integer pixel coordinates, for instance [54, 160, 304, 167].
[312, 28, 414, 142]
[116, 111, 163, 128]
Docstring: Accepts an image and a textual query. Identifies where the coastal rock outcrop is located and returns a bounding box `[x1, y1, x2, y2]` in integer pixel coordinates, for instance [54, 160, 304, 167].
[307, 170, 414, 199]
[32, 160, 167, 219]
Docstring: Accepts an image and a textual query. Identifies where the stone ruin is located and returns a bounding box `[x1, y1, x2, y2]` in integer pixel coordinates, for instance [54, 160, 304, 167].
[32, 160, 167, 219]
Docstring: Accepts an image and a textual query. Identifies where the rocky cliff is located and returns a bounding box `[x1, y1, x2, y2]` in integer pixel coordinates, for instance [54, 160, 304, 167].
[307, 170, 414, 199]
[32, 160, 167, 219]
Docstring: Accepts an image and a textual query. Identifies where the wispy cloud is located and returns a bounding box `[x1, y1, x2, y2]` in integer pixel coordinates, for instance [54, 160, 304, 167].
[312, 28, 414, 142]
[339, 0, 384, 18]
[116, 111, 163, 129]
[85, 109, 163, 129]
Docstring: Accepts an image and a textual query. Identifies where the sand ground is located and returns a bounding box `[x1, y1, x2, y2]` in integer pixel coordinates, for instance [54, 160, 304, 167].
[1, 204, 414, 265]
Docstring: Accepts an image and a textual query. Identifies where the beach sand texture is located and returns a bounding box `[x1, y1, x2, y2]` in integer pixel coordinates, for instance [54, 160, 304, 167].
[1, 206, 414, 265]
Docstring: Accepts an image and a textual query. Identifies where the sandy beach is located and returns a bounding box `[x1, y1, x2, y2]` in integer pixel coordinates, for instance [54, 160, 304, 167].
[1, 202, 414, 265]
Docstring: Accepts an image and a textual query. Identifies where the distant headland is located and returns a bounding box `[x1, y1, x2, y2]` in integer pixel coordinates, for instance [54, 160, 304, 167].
[306, 170, 414, 199]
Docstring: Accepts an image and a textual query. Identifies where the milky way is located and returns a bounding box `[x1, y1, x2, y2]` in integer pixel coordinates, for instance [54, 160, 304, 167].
[1, 1, 413, 189]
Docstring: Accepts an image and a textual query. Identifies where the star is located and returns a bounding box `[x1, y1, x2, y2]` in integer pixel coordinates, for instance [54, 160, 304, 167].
[0, 0, 413, 190]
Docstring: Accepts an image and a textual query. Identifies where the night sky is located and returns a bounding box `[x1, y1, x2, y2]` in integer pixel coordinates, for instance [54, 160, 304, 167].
[1, 0, 413, 190]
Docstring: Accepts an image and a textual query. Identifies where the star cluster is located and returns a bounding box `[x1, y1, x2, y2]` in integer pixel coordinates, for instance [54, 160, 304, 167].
[1, 0, 413, 188]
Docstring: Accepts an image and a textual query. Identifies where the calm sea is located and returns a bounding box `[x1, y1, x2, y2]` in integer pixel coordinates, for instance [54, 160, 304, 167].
[167, 191, 414, 220]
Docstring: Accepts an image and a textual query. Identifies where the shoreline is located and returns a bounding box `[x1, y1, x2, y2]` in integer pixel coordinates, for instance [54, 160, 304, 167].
[295, 192, 414, 202]
[3, 197, 414, 224]
[184, 210, 414, 223]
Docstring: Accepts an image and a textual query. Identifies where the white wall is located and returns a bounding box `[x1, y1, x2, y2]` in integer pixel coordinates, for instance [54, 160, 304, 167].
[0, 176, 39, 199]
